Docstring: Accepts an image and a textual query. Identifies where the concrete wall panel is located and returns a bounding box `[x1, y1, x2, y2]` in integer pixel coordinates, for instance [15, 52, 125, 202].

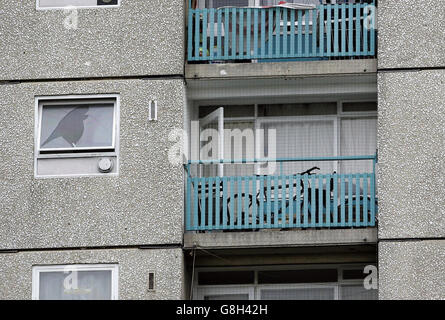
[0, 0, 184, 80]
[0, 248, 184, 300]
[378, 0, 445, 69]
[378, 70, 445, 239]
[379, 240, 445, 300]
[0, 79, 185, 249]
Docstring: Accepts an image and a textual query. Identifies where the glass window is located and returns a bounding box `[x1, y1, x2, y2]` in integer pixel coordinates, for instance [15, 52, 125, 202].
[342, 269, 367, 280]
[260, 287, 335, 300]
[260, 0, 320, 5]
[199, 105, 254, 118]
[340, 117, 377, 173]
[38, 99, 116, 152]
[340, 285, 378, 300]
[258, 103, 337, 117]
[199, 271, 255, 285]
[258, 269, 338, 284]
[33, 265, 118, 300]
[260, 120, 335, 175]
[204, 294, 250, 300]
[342, 102, 377, 113]
[38, 0, 119, 9]
[206, 0, 250, 8]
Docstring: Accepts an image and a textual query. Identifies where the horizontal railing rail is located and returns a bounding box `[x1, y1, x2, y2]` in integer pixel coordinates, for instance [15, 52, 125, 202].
[185, 155, 377, 231]
[187, 2, 376, 62]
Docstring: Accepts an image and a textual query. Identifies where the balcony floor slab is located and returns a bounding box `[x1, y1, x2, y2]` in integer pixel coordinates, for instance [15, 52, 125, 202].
[186, 59, 377, 80]
[184, 228, 377, 250]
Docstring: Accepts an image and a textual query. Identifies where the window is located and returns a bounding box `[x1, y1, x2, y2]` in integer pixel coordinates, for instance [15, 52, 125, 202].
[35, 95, 119, 177]
[37, 0, 120, 10]
[198, 271, 255, 285]
[32, 264, 118, 300]
[38, 100, 116, 153]
[194, 264, 378, 300]
[259, 286, 336, 300]
[196, 101, 377, 176]
[205, 0, 250, 8]
[195, 0, 251, 9]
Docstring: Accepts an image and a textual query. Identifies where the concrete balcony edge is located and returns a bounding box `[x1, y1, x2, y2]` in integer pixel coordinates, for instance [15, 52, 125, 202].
[184, 228, 377, 250]
[186, 59, 377, 80]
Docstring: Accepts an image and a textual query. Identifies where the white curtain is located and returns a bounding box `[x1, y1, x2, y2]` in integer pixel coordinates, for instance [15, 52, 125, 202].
[260, 120, 334, 175]
[340, 285, 378, 300]
[340, 117, 377, 174]
[201, 121, 255, 177]
[260, 287, 335, 300]
[38, 271, 112, 300]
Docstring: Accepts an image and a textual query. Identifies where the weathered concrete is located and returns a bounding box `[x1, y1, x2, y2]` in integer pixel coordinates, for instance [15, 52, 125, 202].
[185, 245, 377, 267]
[0, 0, 184, 80]
[0, 79, 185, 249]
[379, 240, 445, 300]
[186, 59, 377, 80]
[378, 0, 445, 69]
[187, 74, 377, 103]
[378, 70, 445, 239]
[184, 228, 377, 250]
[0, 248, 185, 300]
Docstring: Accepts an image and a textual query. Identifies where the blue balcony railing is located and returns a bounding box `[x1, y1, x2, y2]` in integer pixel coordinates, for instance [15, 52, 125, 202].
[187, 1, 376, 62]
[185, 155, 377, 232]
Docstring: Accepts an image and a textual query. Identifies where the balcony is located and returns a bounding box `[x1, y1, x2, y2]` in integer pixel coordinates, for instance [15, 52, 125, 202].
[185, 155, 377, 232]
[187, 1, 376, 63]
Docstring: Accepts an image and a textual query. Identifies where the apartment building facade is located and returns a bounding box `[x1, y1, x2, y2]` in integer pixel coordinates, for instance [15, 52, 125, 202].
[0, 0, 443, 300]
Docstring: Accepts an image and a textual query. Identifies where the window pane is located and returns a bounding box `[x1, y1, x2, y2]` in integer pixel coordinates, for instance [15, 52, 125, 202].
[258, 269, 338, 284]
[208, 0, 249, 8]
[39, 0, 118, 8]
[199, 105, 254, 118]
[204, 294, 249, 300]
[340, 117, 377, 173]
[40, 104, 114, 150]
[261, 120, 335, 175]
[342, 102, 377, 112]
[260, 287, 335, 300]
[342, 269, 367, 280]
[199, 271, 255, 285]
[260, 0, 320, 5]
[258, 103, 337, 117]
[340, 285, 378, 300]
[39, 270, 112, 300]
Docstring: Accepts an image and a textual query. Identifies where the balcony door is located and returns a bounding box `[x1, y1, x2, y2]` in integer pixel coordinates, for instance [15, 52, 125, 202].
[199, 107, 224, 177]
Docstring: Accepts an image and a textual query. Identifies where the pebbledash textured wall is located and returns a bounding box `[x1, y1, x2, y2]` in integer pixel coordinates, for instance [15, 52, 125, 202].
[377, 0, 445, 69]
[0, 79, 185, 249]
[0, 0, 184, 80]
[378, 241, 445, 300]
[0, 248, 185, 299]
[377, 0, 445, 300]
[378, 70, 445, 239]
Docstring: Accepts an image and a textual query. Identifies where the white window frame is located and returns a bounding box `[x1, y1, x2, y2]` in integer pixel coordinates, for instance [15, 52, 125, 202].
[36, 0, 121, 10]
[32, 264, 119, 300]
